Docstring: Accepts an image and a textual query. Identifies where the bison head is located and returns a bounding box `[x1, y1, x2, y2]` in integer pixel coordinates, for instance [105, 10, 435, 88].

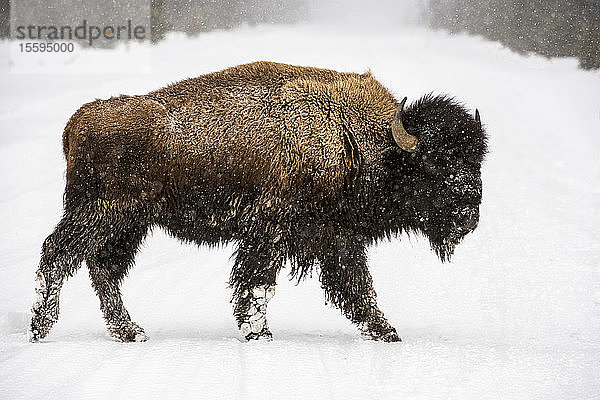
[392, 94, 488, 261]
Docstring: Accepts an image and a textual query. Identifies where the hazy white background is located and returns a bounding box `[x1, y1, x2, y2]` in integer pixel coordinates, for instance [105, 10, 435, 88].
[1, 3, 599, 398]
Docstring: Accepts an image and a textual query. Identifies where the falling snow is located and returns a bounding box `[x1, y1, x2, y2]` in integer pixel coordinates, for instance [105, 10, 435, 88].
[1, 21, 599, 400]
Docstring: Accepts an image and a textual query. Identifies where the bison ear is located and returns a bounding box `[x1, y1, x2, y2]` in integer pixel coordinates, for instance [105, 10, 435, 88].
[391, 97, 418, 152]
[475, 109, 481, 128]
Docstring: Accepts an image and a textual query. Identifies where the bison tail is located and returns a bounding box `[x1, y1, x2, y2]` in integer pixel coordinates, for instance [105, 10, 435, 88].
[62, 101, 94, 160]
[62, 112, 78, 160]
[62, 126, 70, 159]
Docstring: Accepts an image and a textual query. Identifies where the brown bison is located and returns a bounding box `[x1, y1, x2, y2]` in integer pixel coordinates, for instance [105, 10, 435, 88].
[30, 61, 487, 342]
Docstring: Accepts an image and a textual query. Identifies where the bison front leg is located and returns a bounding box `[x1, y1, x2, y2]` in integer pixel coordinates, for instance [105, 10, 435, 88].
[230, 239, 283, 341]
[319, 239, 400, 342]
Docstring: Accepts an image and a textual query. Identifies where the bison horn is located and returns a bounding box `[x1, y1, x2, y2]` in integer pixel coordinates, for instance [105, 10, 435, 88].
[391, 97, 418, 152]
[475, 109, 481, 128]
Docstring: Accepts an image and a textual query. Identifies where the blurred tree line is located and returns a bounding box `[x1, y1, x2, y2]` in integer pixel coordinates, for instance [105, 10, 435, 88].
[1, 0, 597, 70]
[426, 0, 600, 70]
[0, 0, 307, 42]
[0, 0, 8, 38]
[150, 0, 308, 42]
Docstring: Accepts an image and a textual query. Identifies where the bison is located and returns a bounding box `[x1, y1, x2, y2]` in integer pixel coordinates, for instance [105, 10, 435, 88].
[30, 61, 487, 343]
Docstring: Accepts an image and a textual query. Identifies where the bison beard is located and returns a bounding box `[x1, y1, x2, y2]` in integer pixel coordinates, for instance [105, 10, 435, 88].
[30, 62, 487, 343]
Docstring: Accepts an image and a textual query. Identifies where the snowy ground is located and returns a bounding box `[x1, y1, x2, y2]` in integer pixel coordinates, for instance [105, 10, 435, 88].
[1, 23, 599, 399]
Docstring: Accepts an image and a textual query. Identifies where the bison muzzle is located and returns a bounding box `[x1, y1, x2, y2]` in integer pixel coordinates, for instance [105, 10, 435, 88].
[30, 61, 488, 343]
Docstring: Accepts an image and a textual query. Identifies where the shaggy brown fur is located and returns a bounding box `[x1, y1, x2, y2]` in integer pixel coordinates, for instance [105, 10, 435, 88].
[31, 61, 487, 343]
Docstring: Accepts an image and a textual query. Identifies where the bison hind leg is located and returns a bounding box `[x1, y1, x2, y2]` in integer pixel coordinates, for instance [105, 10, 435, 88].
[30, 216, 83, 342]
[30, 200, 150, 342]
[86, 220, 150, 342]
[30, 202, 113, 341]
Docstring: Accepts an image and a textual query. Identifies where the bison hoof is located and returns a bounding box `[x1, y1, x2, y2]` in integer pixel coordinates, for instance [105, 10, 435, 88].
[29, 327, 42, 343]
[132, 332, 150, 342]
[30, 314, 55, 342]
[245, 329, 273, 341]
[110, 322, 148, 343]
[365, 328, 402, 343]
[377, 331, 401, 342]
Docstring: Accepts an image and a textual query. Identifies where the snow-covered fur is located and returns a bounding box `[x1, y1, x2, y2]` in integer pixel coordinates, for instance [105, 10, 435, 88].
[30, 62, 487, 342]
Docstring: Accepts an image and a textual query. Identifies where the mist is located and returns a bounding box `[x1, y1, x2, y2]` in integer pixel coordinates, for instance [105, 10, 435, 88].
[307, 0, 426, 29]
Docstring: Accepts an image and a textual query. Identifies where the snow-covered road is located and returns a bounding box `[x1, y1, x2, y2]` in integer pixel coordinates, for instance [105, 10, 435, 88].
[1, 24, 599, 399]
